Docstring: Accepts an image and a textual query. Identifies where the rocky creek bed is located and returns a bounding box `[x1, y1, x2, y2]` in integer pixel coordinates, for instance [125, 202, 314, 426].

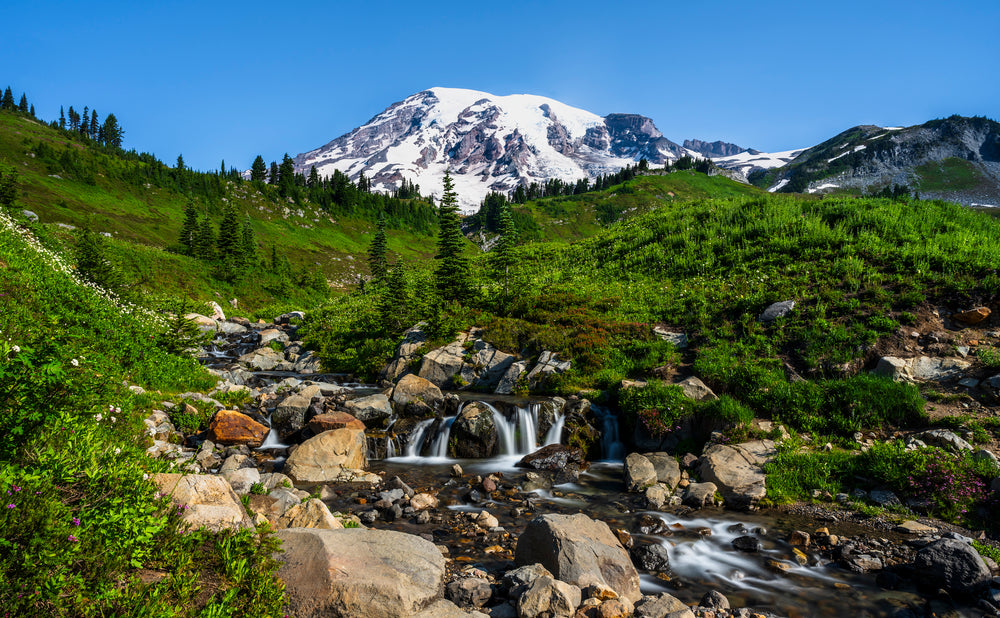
[141, 308, 1000, 617]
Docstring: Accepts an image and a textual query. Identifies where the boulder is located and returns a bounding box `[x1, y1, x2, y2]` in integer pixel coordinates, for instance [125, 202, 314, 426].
[502, 563, 553, 596]
[185, 313, 218, 334]
[275, 498, 343, 530]
[292, 351, 322, 374]
[258, 328, 289, 346]
[153, 473, 251, 531]
[874, 356, 971, 382]
[644, 485, 668, 510]
[517, 575, 581, 618]
[458, 340, 516, 391]
[631, 543, 671, 572]
[238, 346, 285, 371]
[445, 577, 493, 609]
[284, 428, 367, 484]
[414, 599, 490, 618]
[913, 538, 991, 596]
[419, 339, 467, 387]
[624, 453, 658, 492]
[682, 482, 718, 508]
[643, 453, 681, 489]
[517, 444, 587, 471]
[495, 361, 529, 395]
[698, 441, 774, 509]
[759, 300, 794, 322]
[392, 374, 444, 417]
[633, 593, 694, 618]
[953, 307, 991, 325]
[451, 402, 498, 458]
[380, 323, 429, 382]
[207, 410, 268, 447]
[676, 377, 717, 402]
[275, 528, 446, 618]
[308, 411, 366, 433]
[515, 513, 640, 602]
[223, 467, 261, 495]
[908, 429, 973, 452]
[345, 393, 394, 425]
[273, 392, 315, 436]
[652, 327, 688, 349]
[526, 351, 572, 388]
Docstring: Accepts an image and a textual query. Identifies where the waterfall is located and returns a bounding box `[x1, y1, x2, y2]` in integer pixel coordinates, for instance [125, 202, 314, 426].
[543, 412, 565, 446]
[404, 418, 436, 457]
[592, 405, 625, 460]
[385, 435, 398, 458]
[428, 416, 456, 458]
[258, 413, 288, 450]
[517, 405, 539, 453]
[485, 402, 517, 456]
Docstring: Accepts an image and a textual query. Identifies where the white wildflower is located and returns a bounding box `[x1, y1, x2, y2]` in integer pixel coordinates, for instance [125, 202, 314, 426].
[10, 345, 19, 353]
[95, 413, 103, 422]
[70, 358, 79, 367]
[110, 416, 116, 423]
[114, 447, 121, 455]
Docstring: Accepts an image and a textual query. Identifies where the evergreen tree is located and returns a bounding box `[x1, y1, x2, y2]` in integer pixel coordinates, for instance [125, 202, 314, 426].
[268, 161, 279, 185]
[194, 217, 216, 260]
[0, 166, 18, 208]
[492, 200, 518, 297]
[278, 153, 295, 197]
[29, 104, 34, 118]
[90, 110, 99, 139]
[67, 106, 78, 131]
[217, 203, 241, 261]
[176, 153, 185, 171]
[308, 165, 319, 188]
[59, 106, 66, 129]
[380, 262, 409, 332]
[100, 113, 123, 148]
[1, 87, 13, 110]
[240, 215, 256, 265]
[80, 107, 89, 138]
[250, 155, 267, 183]
[179, 202, 199, 255]
[75, 228, 120, 289]
[17, 94, 28, 113]
[433, 170, 471, 302]
[368, 210, 388, 281]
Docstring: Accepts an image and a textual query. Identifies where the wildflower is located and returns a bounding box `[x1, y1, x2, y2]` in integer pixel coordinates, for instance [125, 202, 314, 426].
[142, 473, 149, 481]
[68, 535, 78, 542]
[10, 345, 19, 353]
[114, 447, 121, 455]
[6, 504, 14, 509]
[72, 517, 80, 526]
[110, 416, 116, 423]
[70, 358, 79, 367]
[95, 413, 103, 422]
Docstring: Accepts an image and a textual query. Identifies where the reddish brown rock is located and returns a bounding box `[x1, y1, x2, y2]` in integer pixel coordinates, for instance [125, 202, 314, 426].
[953, 307, 991, 325]
[207, 410, 268, 447]
[308, 411, 366, 433]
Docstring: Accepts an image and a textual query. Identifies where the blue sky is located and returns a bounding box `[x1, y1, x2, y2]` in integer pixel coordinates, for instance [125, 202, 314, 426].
[2, 0, 997, 171]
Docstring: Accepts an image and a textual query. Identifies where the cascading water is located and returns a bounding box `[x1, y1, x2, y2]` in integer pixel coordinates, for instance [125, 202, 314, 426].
[591, 404, 625, 460]
[543, 412, 565, 446]
[257, 413, 288, 450]
[404, 418, 436, 457]
[428, 416, 456, 458]
[517, 405, 539, 453]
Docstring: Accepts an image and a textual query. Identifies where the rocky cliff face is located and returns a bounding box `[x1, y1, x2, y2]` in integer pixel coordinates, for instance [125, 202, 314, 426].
[757, 116, 1000, 204]
[683, 139, 750, 158]
[292, 88, 694, 212]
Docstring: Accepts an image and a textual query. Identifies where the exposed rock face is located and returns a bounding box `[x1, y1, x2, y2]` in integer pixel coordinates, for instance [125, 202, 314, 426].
[913, 538, 991, 596]
[683, 139, 748, 158]
[682, 482, 718, 508]
[458, 340, 516, 391]
[345, 393, 393, 425]
[874, 356, 971, 382]
[624, 453, 658, 492]
[451, 402, 498, 458]
[392, 374, 445, 417]
[643, 452, 681, 489]
[307, 411, 366, 433]
[526, 351, 572, 388]
[698, 441, 774, 509]
[275, 498, 344, 530]
[419, 339, 467, 387]
[284, 428, 367, 484]
[380, 323, 428, 382]
[207, 410, 268, 447]
[495, 361, 529, 395]
[292, 88, 691, 213]
[153, 473, 251, 531]
[515, 513, 641, 602]
[676, 377, 716, 402]
[275, 528, 446, 618]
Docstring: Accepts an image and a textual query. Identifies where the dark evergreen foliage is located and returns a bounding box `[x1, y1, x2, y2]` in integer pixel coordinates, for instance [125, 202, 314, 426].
[434, 170, 471, 302]
[368, 210, 388, 281]
[250, 155, 267, 183]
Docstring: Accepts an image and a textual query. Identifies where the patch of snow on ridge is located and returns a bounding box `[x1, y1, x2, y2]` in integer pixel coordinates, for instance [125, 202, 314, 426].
[807, 183, 840, 194]
[768, 179, 790, 193]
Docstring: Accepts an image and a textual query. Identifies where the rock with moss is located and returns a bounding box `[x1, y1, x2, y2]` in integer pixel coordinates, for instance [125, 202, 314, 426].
[451, 402, 498, 458]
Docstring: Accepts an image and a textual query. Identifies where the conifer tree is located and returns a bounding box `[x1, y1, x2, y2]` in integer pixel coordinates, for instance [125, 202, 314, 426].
[59, 106, 66, 129]
[80, 107, 89, 137]
[368, 210, 388, 281]
[268, 161, 279, 185]
[308, 165, 319, 188]
[433, 170, 470, 302]
[1, 87, 14, 110]
[278, 154, 295, 197]
[217, 203, 241, 262]
[179, 202, 199, 255]
[250, 155, 267, 183]
[90, 110, 98, 138]
[0, 166, 18, 209]
[492, 200, 518, 297]
[195, 217, 216, 260]
[17, 94, 27, 113]
[29, 104, 34, 118]
[176, 154, 185, 171]
[75, 228, 120, 289]
[240, 216, 256, 265]
[100, 114, 123, 148]
[380, 262, 409, 332]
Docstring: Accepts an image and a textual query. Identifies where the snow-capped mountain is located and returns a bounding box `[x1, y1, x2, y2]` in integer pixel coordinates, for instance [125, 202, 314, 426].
[293, 87, 693, 212]
[709, 148, 807, 182]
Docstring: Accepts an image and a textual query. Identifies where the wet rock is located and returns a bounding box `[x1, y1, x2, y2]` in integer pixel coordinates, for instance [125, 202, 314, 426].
[517, 575, 581, 618]
[760, 300, 795, 322]
[284, 428, 367, 484]
[476, 510, 499, 530]
[446, 577, 493, 608]
[515, 513, 640, 602]
[732, 535, 762, 553]
[536, 397, 567, 440]
[682, 482, 717, 508]
[274, 528, 446, 618]
[913, 538, 991, 596]
[344, 393, 393, 425]
[207, 410, 269, 447]
[634, 514, 668, 535]
[699, 590, 730, 610]
[624, 453, 658, 492]
[698, 441, 774, 509]
[273, 390, 316, 436]
[631, 543, 671, 572]
[522, 472, 552, 493]
[459, 340, 516, 391]
[451, 463, 464, 477]
[452, 402, 498, 458]
[391, 374, 445, 417]
[645, 485, 668, 510]
[633, 593, 694, 618]
[788, 530, 810, 547]
[153, 473, 251, 531]
[518, 444, 587, 472]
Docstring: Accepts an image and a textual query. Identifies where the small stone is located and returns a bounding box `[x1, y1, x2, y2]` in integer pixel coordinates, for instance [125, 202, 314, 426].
[788, 530, 810, 548]
[953, 307, 991, 325]
[894, 520, 938, 535]
[451, 464, 463, 477]
[732, 536, 762, 553]
[700, 590, 730, 610]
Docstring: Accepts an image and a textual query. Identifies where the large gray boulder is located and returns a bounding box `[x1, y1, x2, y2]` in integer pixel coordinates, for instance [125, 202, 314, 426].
[458, 340, 516, 391]
[419, 339, 467, 387]
[643, 452, 681, 489]
[698, 440, 774, 509]
[633, 593, 695, 618]
[153, 473, 251, 532]
[526, 351, 572, 388]
[451, 402, 498, 458]
[759, 300, 795, 322]
[912, 538, 991, 596]
[677, 376, 717, 401]
[275, 528, 446, 618]
[517, 575, 581, 618]
[874, 356, 971, 382]
[238, 346, 285, 371]
[381, 323, 429, 382]
[495, 361, 529, 395]
[624, 453, 658, 492]
[392, 374, 444, 417]
[514, 513, 640, 602]
[284, 428, 368, 484]
[345, 393, 394, 425]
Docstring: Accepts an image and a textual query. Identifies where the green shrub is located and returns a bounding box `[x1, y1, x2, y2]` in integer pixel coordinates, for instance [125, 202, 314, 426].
[619, 381, 693, 437]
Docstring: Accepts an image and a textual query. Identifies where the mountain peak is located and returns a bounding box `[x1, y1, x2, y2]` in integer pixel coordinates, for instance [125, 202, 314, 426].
[293, 88, 688, 211]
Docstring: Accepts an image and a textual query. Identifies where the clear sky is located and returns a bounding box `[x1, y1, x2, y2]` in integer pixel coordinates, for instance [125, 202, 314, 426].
[2, 0, 997, 172]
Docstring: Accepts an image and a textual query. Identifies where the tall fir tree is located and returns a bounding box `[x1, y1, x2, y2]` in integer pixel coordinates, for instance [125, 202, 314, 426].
[278, 153, 295, 197]
[492, 200, 518, 297]
[195, 217, 216, 260]
[100, 113, 123, 148]
[268, 161, 279, 185]
[89, 110, 99, 139]
[240, 216, 256, 265]
[179, 202, 199, 255]
[75, 228, 120, 290]
[59, 106, 66, 129]
[217, 203, 241, 261]
[308, 165, 319, 188]
[80, 106, 89, 137]
[368, 210, 388, 281]
[380, 262, 409, 332]
[433, 170, 471, 302]
[1, 87, 13, 110]
[250, 155, 267, 182]
[17, 94, 27, 113]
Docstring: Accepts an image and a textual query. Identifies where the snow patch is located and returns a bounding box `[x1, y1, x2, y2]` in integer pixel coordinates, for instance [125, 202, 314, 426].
[807, 183, 840, 194]
[768, 179, 790, 193]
